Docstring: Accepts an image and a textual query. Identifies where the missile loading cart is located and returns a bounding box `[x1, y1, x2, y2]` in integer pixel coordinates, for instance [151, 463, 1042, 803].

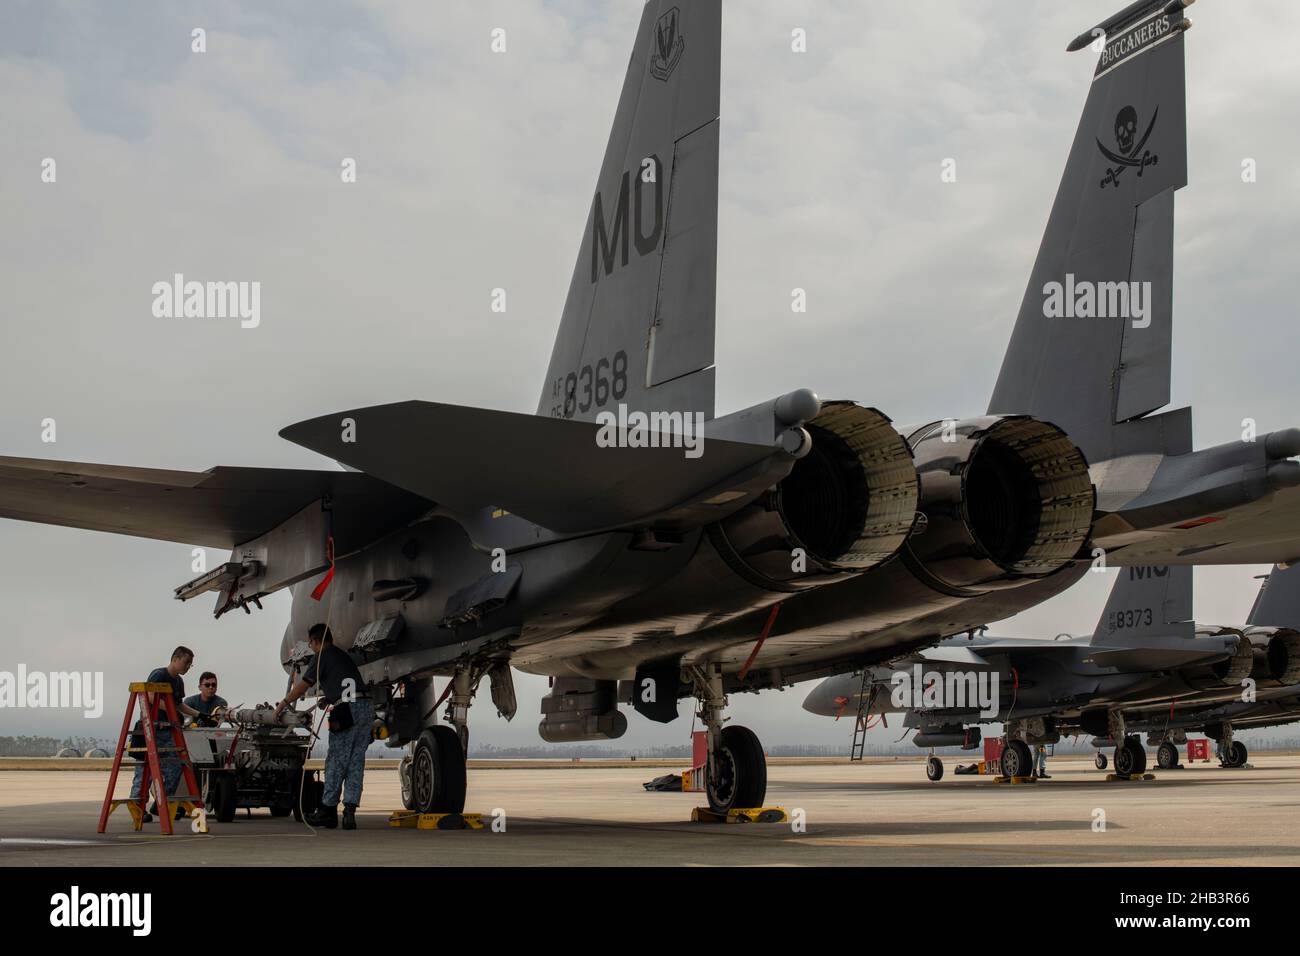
[184, 705, 323, 823]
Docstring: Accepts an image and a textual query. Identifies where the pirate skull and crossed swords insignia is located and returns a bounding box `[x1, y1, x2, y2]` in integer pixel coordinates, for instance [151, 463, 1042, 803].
[1097, 104, 1159, 189]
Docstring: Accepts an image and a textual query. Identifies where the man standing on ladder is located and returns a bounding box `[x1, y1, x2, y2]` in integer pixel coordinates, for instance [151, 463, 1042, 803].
[131, 646, 202, 821]
[274, 624, 372, 830]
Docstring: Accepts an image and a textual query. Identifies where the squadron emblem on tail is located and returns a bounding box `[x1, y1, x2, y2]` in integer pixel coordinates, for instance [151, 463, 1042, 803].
[1098, 105, 1159, 188]
[649, 6, 685, 81]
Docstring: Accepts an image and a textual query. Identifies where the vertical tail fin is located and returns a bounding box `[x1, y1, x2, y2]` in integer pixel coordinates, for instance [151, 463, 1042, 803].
[538, 0, 720, 423]
[989, 2, 1193, 463]
[1092, 564, 1193, 645]
[1246, 564, 1300, 629]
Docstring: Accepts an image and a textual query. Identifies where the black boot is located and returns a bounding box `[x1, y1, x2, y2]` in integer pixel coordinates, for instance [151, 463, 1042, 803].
[306, 804, 338, 829]
[342, 805, 357, 830]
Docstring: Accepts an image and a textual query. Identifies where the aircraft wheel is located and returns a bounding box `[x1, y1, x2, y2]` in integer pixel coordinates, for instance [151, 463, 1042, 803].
[399, 754, 416, 811]
[1000, 739, 1032, 778]
[412, 726, 467, 814]
[925, 756, 944, 782]
[1228, 740, 1248, 768]
[1095, 751, 1108, 770]
[1115, 736, 1146, 776]
[706, 726, 767, 814]
[1157, 741, 1179, 769]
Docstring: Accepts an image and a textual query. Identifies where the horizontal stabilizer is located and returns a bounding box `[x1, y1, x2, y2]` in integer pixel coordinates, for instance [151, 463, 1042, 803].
[915, 645, 990, 666]
[279, 401, 792, 533]
[0, 457, 430, 549]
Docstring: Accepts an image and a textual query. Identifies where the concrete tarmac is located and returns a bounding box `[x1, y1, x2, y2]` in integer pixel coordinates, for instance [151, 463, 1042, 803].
[3, 754, 1299, 866]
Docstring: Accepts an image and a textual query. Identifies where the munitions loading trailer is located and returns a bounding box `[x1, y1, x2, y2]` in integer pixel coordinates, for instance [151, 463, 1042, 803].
[184, 705, 322, 823]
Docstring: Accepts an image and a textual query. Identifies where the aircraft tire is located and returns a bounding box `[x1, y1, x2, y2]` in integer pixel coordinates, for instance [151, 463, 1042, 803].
[1229, 740, 1248, 767]
[399, 754, 416, 811]
[1156, 741, 1179, 769]
[707, 725, 767, 814]
[1002, 739, 1032, 778]
[412, 726, 467, 814]
[1115, 736, 1146, 776]
[925, 756, 944, 782]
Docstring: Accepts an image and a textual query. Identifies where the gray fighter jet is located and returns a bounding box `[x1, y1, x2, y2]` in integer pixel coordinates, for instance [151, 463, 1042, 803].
[3, 0, 1299, 815]
[804, 561, 1300, 779]
[1092, 562, 1300, 769]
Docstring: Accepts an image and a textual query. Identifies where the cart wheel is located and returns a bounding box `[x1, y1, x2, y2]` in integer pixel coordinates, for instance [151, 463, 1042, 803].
[1095, 751, 1108, 770]
[925, 756, 944, 782]
[293, 771, 322, 822]
[213, 773, 237, 823]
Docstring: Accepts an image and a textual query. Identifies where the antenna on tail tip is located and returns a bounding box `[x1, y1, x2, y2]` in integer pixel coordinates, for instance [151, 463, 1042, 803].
[1067, 0, 1195, 52]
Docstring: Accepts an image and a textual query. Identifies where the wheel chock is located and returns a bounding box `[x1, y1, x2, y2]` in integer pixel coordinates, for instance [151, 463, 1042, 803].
[1104, 772, 1157, 782]
[690, 807, 788, 824]
[388, 810, 487, 830]
[993, 775, 1037, 785]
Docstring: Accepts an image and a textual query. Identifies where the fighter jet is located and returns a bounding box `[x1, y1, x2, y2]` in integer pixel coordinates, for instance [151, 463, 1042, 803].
[1092, 562, 1300, 769]
[802, 563, 1253, 779]
[804, 561, 1300, 779]
[2, 0, 1299, 815]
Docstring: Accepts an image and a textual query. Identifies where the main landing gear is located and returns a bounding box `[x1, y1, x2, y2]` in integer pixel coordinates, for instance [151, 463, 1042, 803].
[401, 665, 486, 815]
[1109, 710, 1146, 776]
[1220, 738, 1248, 768]
[1114, 736, 1147, 776]
[1001, 738, 1034, 778]
[689, 664, 767, 814]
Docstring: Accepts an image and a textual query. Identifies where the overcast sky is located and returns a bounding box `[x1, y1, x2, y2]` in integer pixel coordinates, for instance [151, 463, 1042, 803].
[2, 1, 1298, 751]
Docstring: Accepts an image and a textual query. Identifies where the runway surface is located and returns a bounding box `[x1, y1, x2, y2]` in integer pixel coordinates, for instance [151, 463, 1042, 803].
[2, 754, 1298, 866]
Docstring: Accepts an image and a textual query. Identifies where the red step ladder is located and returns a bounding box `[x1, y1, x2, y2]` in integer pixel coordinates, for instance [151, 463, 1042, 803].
[98, 682, 206, 834]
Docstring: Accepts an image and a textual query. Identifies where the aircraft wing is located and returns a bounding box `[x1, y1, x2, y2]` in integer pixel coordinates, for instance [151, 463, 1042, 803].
[279, 400, 795, 534]
[1082, 641, 1236, 672]
[0, 457, 431, 550]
